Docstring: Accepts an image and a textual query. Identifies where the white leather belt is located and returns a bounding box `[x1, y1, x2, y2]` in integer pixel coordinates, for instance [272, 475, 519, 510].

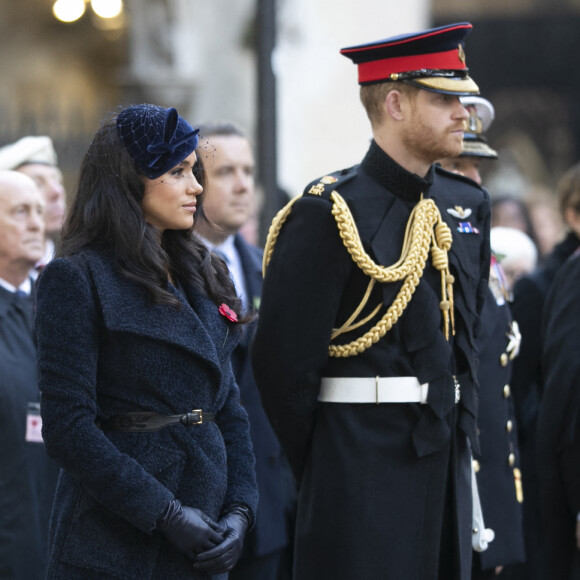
[318, 377, 429, 404]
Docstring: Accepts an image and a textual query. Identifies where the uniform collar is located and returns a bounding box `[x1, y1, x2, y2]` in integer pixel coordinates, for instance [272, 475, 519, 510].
[361, 139, 434, 203]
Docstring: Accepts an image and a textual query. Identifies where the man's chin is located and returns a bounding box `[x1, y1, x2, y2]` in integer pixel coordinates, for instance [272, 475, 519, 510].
[440, 143, 463, 161]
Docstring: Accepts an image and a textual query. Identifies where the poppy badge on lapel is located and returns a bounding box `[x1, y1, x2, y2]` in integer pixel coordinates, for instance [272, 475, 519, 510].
[218, 303, 238, 323]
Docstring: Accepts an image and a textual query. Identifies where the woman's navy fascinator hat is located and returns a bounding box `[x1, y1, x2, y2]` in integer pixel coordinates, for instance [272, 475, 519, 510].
[116, 104, 200, 179]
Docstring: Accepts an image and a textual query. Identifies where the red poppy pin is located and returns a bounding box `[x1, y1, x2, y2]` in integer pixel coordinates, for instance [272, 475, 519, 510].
[218, 303, 238, 323]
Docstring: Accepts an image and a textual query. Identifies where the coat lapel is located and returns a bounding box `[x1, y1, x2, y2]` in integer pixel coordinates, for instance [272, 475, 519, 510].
[89, 254, 226, 375]
[234, 234, 263, 312]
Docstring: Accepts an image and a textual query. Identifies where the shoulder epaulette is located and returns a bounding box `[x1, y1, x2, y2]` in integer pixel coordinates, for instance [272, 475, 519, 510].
[303, 166, 358, 200]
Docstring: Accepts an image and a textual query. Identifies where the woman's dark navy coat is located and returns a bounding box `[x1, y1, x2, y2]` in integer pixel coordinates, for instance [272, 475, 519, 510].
[35, 248, 258, 579]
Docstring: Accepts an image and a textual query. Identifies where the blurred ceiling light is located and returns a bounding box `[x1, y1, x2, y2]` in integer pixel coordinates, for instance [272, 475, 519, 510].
[52, 0, 86, 22]
[91, 0, 123, 19]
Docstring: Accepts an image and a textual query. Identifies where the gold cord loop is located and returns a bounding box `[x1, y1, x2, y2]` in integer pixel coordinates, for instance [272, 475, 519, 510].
[262, 195, 300, 277]
[262, 188, 455, 358]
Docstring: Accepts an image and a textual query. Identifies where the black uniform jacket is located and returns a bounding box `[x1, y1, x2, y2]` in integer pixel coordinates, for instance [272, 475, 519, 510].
[474, 287, 525, 570]
[252, 141, 490, 580]
[537, 250, 580, 579]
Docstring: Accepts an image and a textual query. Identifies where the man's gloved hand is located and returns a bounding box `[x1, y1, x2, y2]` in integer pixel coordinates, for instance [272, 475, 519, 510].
[156, 499, 225, 560]
[193, 504, 252, 575]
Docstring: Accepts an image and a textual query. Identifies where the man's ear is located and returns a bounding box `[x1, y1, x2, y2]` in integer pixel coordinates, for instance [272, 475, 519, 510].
[385, 89, 406, 121]
[564, 206, 580, 237]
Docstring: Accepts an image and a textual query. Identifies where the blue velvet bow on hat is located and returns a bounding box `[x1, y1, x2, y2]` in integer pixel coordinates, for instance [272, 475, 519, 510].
[116, 104, 199, 179]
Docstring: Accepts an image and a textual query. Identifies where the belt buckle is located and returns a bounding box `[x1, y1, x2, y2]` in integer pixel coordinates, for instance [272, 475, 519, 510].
[190, 409, 203, 424]
[181, 409, 203, 425]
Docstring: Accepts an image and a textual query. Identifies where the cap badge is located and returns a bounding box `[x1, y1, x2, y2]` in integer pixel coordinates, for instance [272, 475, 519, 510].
[458, 44, 466, 65]
[467, 108, 483, 133]
[447, 206, 472, 219]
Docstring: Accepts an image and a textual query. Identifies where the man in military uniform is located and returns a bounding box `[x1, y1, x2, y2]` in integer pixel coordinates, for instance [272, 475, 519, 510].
[438, 96, 495, 186]
[252, 22, 490, 580]
[439, 97, 526, 578]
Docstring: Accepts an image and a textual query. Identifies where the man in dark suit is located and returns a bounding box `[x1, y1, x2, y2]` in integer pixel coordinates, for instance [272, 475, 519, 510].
[538, 249, 580, 579]
[252, 23, 490, 580]
[439, 96, 526, 578]
[0, 170, 59, 579]
[194, 123, 295, 580]
[506, 161, 580, 580]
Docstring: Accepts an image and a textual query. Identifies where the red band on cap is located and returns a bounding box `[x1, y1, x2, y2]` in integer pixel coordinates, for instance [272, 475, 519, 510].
[357, 48, 466, 84]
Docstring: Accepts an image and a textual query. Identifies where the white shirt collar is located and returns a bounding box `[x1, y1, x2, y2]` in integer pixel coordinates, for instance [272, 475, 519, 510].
[199, 234, 236, 262]
[198, 234, 248, 308]
[0, 276, 32, 295]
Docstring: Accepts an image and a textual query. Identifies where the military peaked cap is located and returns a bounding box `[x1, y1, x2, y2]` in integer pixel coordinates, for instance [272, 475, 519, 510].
[340, 22, 479, 95]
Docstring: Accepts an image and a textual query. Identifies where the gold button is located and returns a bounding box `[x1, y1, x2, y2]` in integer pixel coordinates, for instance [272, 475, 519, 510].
[472, 459, 481, 473]
[506, 420, 513, 433]
[508, 453, 515, 466]
[500, 353, 509, 367]
[514, 468, 524, 503]
[503, 384, 511, 398]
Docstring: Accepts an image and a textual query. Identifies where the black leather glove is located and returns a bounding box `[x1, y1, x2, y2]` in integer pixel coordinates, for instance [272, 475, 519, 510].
[156, 499, 225, 560]
[192, 504, 252, 574]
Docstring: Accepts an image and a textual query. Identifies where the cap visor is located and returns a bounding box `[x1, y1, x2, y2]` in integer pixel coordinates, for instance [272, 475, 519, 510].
[412, 75, 479, 96]
[460, 141, 498, 159]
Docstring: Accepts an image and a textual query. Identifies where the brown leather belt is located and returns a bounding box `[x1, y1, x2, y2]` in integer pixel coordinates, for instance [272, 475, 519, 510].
[99, 409, 216, 432]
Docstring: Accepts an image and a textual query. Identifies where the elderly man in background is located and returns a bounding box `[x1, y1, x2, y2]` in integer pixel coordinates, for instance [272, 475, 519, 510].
[0, 170, 59, 579]
[0, 136, 66, 267]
